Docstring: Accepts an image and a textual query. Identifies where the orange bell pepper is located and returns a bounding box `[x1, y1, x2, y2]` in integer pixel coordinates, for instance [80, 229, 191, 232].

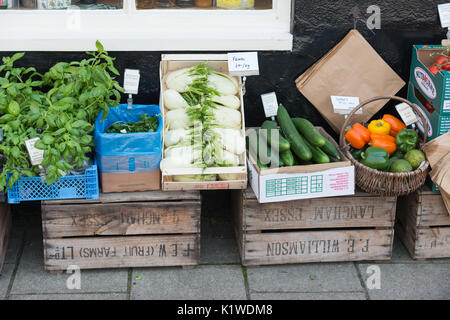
[370, 133, 396, 143]
[345, 123, 371, 149]
[370, 134, 397, 155]
[382, 114, 406, 137]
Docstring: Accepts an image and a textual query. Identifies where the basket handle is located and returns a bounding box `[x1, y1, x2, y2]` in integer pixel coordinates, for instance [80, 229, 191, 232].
[339, 96, 430, 147]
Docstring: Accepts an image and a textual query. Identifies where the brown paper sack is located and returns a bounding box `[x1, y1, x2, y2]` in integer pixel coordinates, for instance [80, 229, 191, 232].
[295, 29, 405, 133]
[429, 152, 450, 215]
[423, 131, 450, 168]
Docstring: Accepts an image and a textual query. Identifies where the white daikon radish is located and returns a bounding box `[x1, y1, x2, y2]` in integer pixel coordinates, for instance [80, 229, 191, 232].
[211, 128, 245, 155]
[210, 106, 241, 129]
[165, 67, 191, 86]
[208, 72, 239, 96]
[161, 145, 202, 169]
[214, 149, 241, 167]
[164, 89, 190, 110]
[164, 129, 191, 147]
[211, 95, 240, 110]
[165, 109, 191, 130]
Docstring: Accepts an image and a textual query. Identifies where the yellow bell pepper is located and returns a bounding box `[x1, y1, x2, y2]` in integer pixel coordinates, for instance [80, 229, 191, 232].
[368, 120, 391, 135]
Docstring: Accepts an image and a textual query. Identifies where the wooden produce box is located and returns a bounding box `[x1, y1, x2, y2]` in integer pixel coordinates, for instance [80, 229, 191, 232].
[232, 188, 396, 266]
[0, 203, 11, 273]
[159, 54, 247, 191]
[41, 191, 201, 272]
[396, 187, 450, 260]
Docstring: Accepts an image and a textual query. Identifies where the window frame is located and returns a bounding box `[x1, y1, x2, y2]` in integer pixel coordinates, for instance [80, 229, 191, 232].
[0, 0, 293, 51]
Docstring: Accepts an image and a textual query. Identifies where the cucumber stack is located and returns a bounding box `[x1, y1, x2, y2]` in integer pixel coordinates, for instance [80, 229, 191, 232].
[247, 104, 341, 170]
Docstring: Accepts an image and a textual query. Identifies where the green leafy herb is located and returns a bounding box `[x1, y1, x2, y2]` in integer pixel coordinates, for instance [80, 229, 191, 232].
[0, 41, 124, 190]
[106, 114, 159, 134]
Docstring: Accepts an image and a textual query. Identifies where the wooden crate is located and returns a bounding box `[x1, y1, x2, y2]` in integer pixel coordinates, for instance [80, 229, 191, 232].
[159, 54, 247, 191]
[0, 203, 11, 273]
[41, 191, 201, 272]
[232, 188, 396, 266]
[396, 187, 450, 260]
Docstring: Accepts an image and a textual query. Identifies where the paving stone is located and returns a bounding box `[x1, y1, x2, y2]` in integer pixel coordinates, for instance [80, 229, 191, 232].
[200, 236, 240, 264]
[250, 292, 367, 300]
[10, 226, 129, 294]
[9, 293, 128, 300]
[358, 263, 450, 300]
[131, 265, 247, 300]
[0, 263, 14, 299]
[247, 263, 363, 293]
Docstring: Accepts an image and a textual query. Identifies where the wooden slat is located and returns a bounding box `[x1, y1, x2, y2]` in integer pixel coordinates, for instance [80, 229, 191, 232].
[0, 204, 11, 273]
[44, 234, 199, 271]
[42, 201, 201, 238]
[243, 195, 396, 231]
[162, 179, 247, 191]
[418, 193, 450, 227]
[42, 190, 201, 205]
[395, 219, 420, 260]
[242, 229, 393, 266]
[413, 227, 450, 260]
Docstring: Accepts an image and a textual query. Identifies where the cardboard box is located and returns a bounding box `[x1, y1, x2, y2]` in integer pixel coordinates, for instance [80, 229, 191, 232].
[159, 54, 247, 191]
[410, 45, 450, 116]
[100, 170, 161, 193]
[247, 127, 355, 204]
[408, 82, 450, 140]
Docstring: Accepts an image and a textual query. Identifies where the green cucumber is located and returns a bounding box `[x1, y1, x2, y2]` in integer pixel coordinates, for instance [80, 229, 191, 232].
[277, 104, 312, 161]
[247, 130, 281, 168]
[280, 150, 295, 167]
[320, 139, 341, 161]
[292, 118, 326, 147]
[303, 138, 330, 164]
[260, 121, 291, 152]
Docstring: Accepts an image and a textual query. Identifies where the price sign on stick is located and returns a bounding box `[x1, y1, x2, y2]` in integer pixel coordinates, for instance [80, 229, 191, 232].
[331, 96, 362, 115]
[396, 103, 418, 126]
[227, 52, 260, 77]
[124, 69, 140, 95]
[438, 3, 450, 28]
[261, 92, 279, 118]
[25, 137, 44, 166]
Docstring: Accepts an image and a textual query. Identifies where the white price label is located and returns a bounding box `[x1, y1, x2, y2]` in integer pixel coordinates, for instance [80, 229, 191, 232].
[25, 137, 44, 166]
[438, 3, 450, 28]
[227, 52, 260, 77]
[260, 92, 279, 118]
[124, 69, 140, 95]
[396, 103, 418, 126]
[331, 96, 362, 115]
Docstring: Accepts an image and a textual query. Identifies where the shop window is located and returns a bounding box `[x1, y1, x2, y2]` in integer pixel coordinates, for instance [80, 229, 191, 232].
[2, 0, 123, 9]
[0, 0, 292, 51]
[136, 0, 272, 10]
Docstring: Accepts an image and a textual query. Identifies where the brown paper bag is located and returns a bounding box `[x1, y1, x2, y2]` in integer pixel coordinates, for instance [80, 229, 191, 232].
[429, 152, 450, 215]
[295, 29, 405, 133]
[423, 131, 450, 168]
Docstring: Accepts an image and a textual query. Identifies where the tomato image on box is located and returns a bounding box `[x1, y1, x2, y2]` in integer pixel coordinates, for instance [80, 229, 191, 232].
[408, 45, 450, 140]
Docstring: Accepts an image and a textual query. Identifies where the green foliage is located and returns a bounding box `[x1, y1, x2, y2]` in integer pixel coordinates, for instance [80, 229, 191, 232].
[105, 114, 159, 134]
[0, 41, 124, 190]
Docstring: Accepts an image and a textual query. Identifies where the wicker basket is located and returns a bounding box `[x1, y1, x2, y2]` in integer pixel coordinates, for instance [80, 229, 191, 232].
[339, 96, 430, 197]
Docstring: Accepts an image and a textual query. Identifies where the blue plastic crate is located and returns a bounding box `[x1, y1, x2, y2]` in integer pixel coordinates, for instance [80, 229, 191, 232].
[7, 162, 99, 204]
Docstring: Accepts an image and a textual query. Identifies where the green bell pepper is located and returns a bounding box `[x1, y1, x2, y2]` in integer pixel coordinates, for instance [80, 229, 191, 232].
[350, 147, 366, 161]
[361, 147, 390, 170]
[396, 129, 418, 153]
